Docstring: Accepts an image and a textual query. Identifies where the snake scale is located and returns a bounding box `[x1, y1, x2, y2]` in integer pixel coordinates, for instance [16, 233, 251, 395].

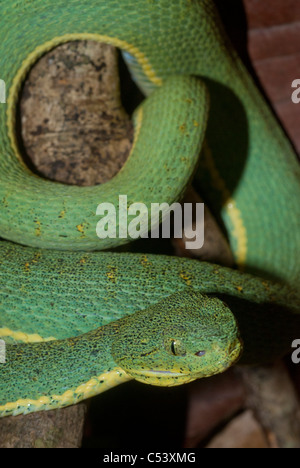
[0, 0, 299, 418]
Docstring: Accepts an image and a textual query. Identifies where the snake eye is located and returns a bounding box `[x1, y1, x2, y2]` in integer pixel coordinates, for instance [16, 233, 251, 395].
[168, 339, 186, 357]
[195, 350, 206, 357]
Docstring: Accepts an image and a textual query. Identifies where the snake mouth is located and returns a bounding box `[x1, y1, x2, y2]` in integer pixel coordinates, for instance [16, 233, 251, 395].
[132, 368, 195, 386]
[132, 367, 208, 387]
[137, 369, 188, 378]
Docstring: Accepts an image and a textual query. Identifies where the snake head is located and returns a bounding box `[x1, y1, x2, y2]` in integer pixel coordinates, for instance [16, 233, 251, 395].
[111, 290, 242, 387]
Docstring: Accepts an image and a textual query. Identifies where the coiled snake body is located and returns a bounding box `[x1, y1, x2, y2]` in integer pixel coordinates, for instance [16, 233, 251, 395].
[0, 1, 299, 417]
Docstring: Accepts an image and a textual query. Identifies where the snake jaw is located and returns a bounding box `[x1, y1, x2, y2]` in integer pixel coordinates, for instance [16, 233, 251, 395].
[129, 369, 195, 387]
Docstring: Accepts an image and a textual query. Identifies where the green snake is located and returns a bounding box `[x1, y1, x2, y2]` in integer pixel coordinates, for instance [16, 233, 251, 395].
[0, 0, 300, 418]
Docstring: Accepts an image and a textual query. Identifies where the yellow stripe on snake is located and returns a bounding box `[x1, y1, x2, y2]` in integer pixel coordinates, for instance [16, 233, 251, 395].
[0, 1, 299, 417]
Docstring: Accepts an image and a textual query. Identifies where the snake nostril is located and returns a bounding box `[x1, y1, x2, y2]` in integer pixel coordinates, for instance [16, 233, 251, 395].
[195, 350, 206, 357]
